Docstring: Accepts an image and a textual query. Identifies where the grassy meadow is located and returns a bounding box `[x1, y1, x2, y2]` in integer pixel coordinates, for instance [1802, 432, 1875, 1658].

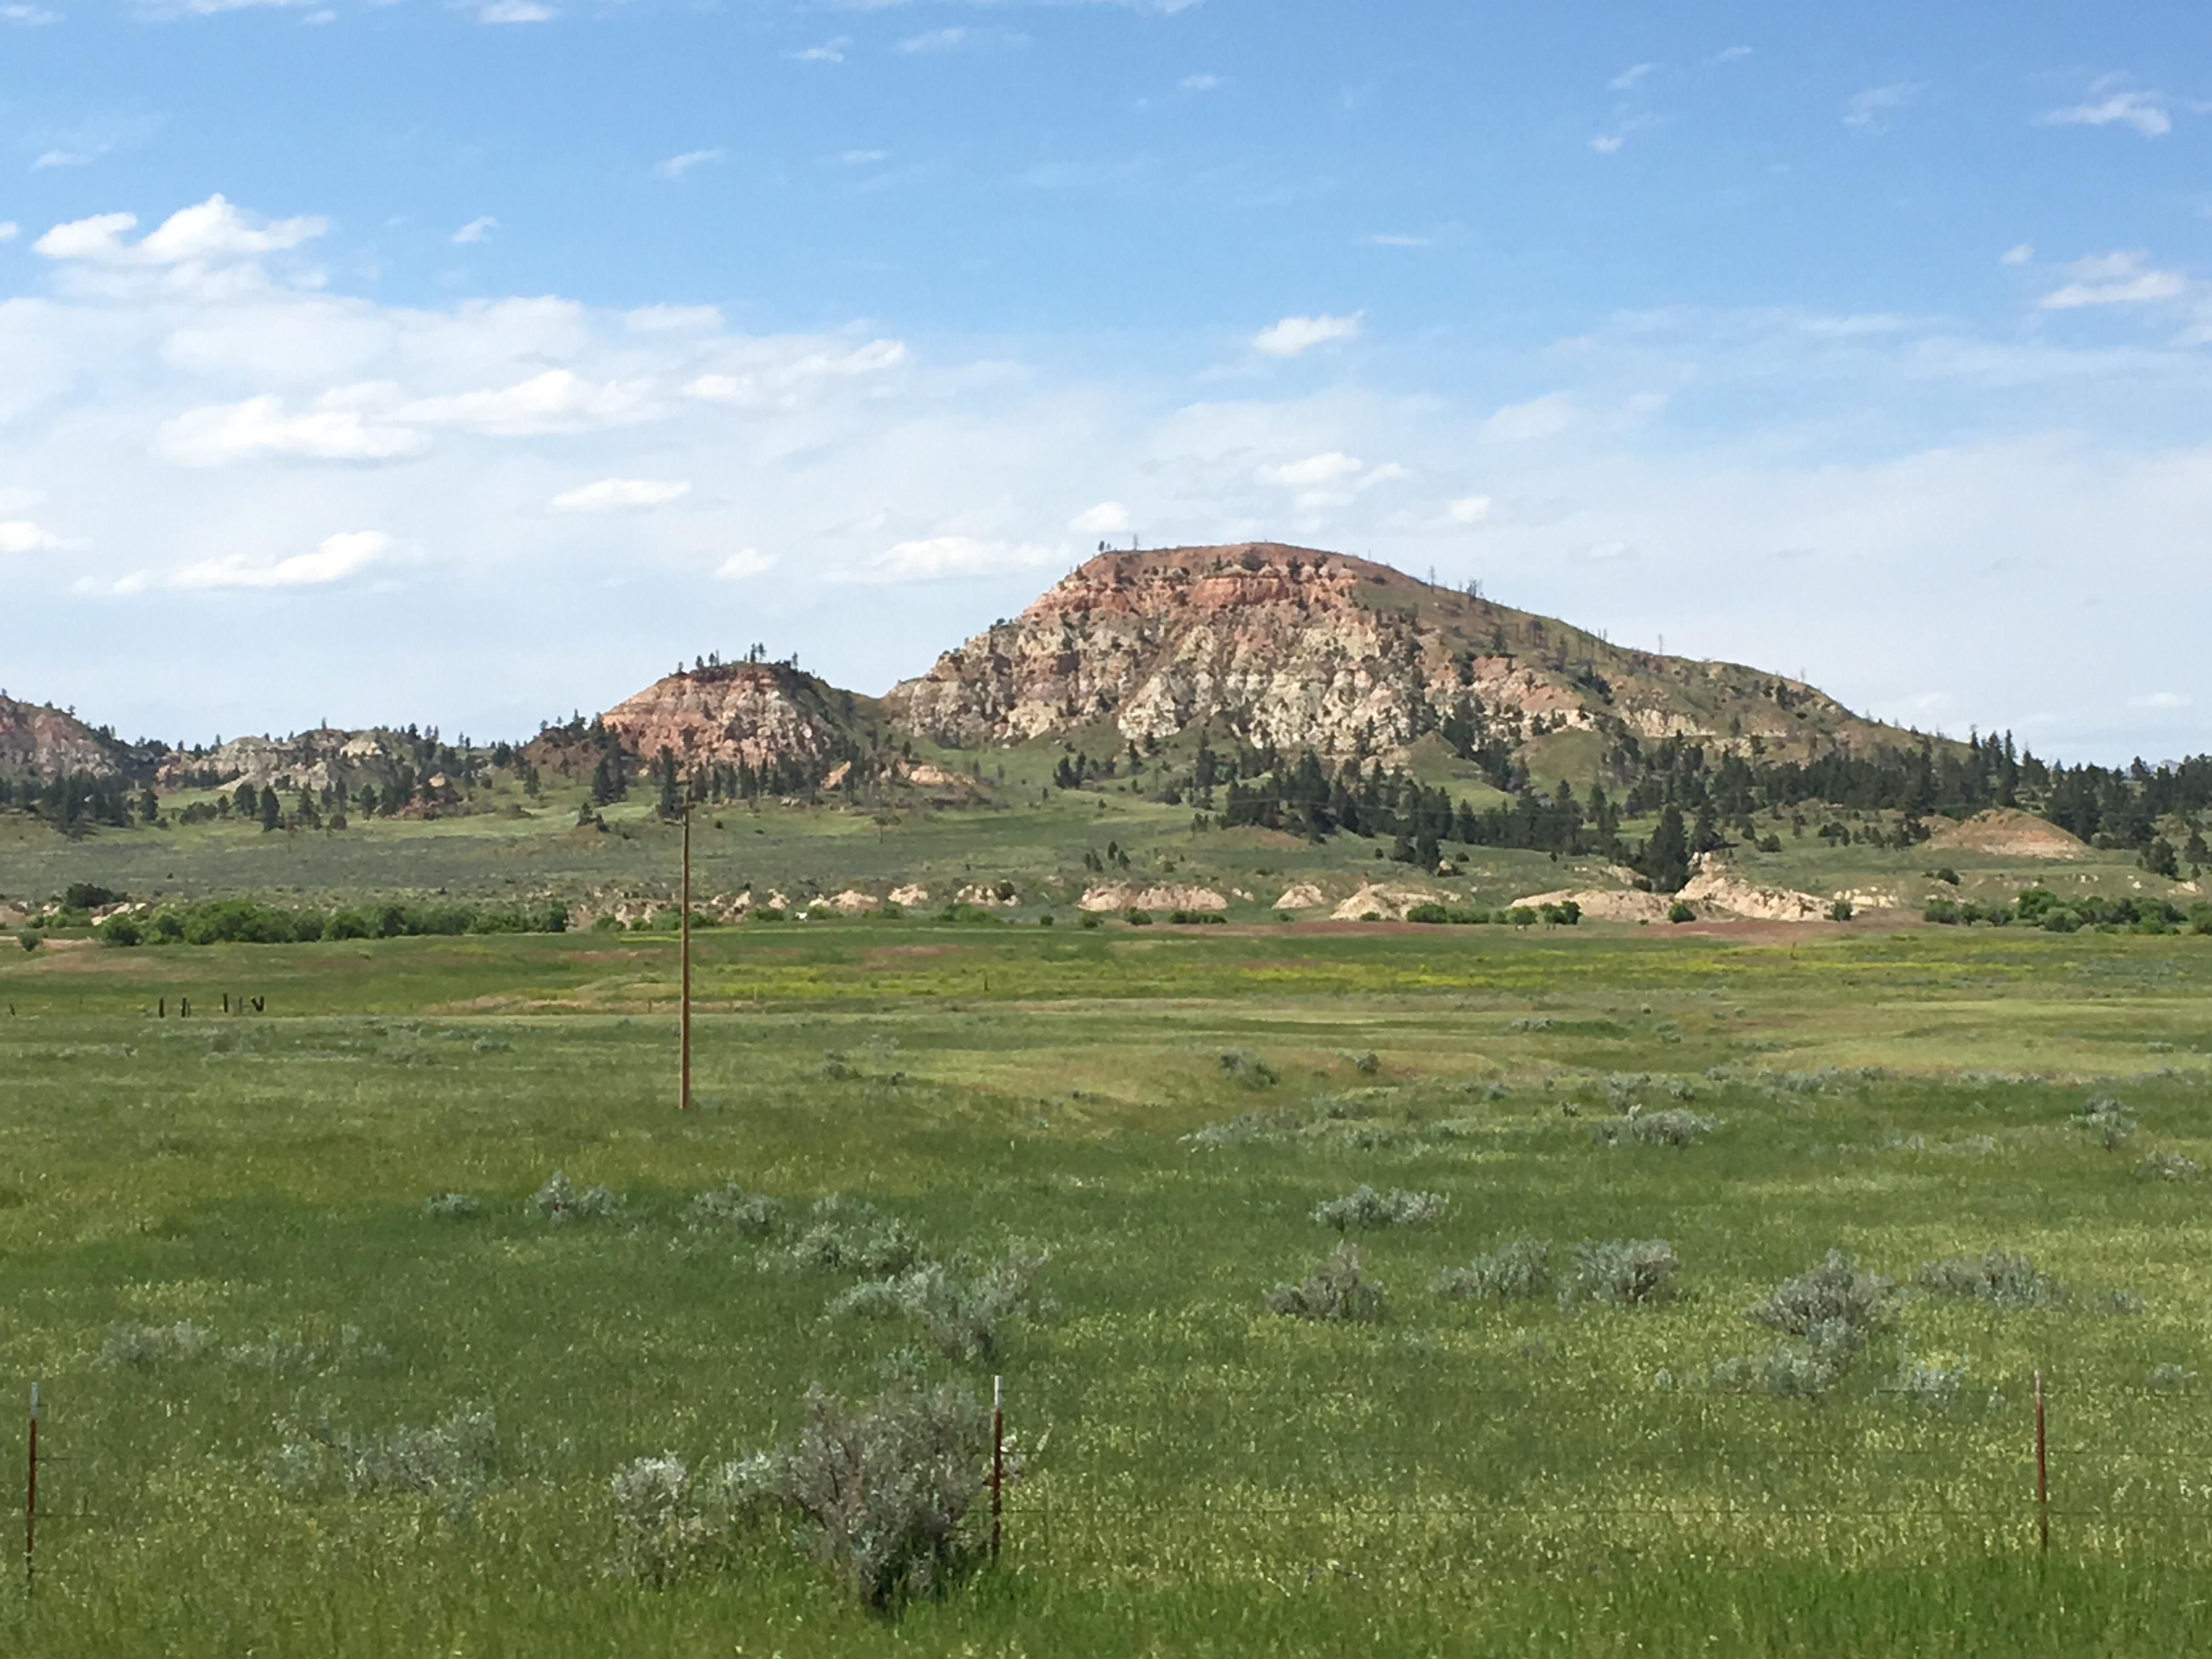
[3, 915, 2211, 1655]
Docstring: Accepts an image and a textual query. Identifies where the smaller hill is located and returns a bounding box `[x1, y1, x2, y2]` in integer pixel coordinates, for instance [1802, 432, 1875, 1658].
[588, 662, 883, 792]
[1925, 809, 2090, 861]
[0, 695, 134, 780]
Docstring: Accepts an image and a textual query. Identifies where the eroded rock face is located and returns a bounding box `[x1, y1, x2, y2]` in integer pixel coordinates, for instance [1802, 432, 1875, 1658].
[599, 664, 855, 780]
[155, 730, 409, 795]
[0, 696, 121, 779]
[885, 543, 1886, 762]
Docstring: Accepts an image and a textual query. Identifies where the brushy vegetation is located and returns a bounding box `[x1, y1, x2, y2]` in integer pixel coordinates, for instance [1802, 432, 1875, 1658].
[1265, 1241, 1387, 1322]
[827, 1246, 1050, 1362]
[530, 1169, 623, 1222]
[1912, 1250, 2067, 1310]
[787, 1194, 927, 1276]
[1435, 1238, 1553, 1302]
[9, 921, 2212, 1655]
[1310, 1184, 1447, 1233]
[1559, 1239, 1680, 1308]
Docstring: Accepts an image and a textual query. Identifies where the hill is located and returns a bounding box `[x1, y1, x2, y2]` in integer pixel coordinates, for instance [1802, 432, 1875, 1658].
[0, 694, 134, 780]
[884, 543, 1914, 778]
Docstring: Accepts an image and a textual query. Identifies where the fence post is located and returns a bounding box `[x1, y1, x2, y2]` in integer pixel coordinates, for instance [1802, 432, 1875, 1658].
[2034, 1368, 2049, 1556]
[991, 1374, 1004, 1564]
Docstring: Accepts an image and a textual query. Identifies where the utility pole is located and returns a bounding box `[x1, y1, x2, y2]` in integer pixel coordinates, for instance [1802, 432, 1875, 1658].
[680, 803, 693, 1113]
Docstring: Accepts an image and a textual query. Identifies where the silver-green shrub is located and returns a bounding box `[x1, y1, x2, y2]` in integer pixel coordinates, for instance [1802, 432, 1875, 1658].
[1912, 1250, 2066, 1310]
[1218, 1050, 1279, 1088]
[100, 1321, 216, 1367]
[531, 1170, 622, 1223]
[2135, 1151, 2201, 1182]
[1311, 1184, 1447, 1233]
[1886, 1353, 1969, 1409]
[690, 1182, 785, 1236]
[1265, 1241, 1386, 1322]
[1435, 1238, 1551, 1302]
[271, 1404, 499, 1515]
[1560, 1239, 1679, 1308]
[787, 1195, 925, 1276]
[2073, 1096, 2136, 1150]
[424, 1193, 482, 1220]
[827, 1246, 1049, 1362]
[754, 1382, 994, 1609]
[1746, 1251, 1897, 1345]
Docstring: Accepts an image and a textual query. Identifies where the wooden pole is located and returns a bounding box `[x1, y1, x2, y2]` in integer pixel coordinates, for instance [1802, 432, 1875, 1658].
[990, 1374, 1004, 1564]
[2034, 1368, 2049, 1556]
[680, 803, 692, 1113]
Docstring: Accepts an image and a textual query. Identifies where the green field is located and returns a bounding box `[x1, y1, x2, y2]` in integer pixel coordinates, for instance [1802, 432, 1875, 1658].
[4, 917, 2211, 1655]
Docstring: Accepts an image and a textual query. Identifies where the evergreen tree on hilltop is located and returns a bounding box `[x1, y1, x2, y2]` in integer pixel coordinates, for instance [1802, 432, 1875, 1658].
[258, 786, 281, 833]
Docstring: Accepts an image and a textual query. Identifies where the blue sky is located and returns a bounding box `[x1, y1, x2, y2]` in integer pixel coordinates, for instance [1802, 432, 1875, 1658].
[2, 1, 2208, 761]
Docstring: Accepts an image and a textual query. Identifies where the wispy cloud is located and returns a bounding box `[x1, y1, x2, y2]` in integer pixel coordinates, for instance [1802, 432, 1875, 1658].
[2039, 251, 2187, 310]
[0, 520, 64, 554]
[1712, 46, 1752, 65]
[1609, 63, 1656, 92]
[791, 36, 849, 63]
[1843, 82, 1925, 132]
[2042, 87, 2171, 139]
[174, 531, 390, 590]
[846, 535, 1056, 583]
[1070, 501, 1129, 534]
[1254, 312, 1362, 358]
[451, 216, 498, 245]
[2, 4, 60, 24]
[653, 149, 724, 180]
[716, 548, 775, 580]
[899, 26, 967, 52]
[838, 149, 890, 166]
[477, 0, 553, 22]
[32, 150, 92, 170]
[1180, 72, 1221, 92]
[2128, 691, 2192, 709]
[2000, 244, 2034, 267]
[550, 478, 691, 512]
[1361, 233, 1430, 248]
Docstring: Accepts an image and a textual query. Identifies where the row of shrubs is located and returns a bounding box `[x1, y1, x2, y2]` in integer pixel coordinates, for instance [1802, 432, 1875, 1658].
[98, 898, 571, 947]
[1407, 900, 1582, 927]
[1928, 888, 2212, 934]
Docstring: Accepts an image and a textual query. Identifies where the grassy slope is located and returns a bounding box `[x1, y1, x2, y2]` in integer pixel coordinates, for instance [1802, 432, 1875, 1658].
[0, 765, 2197, 924]
[2, 923, 2210, 1655]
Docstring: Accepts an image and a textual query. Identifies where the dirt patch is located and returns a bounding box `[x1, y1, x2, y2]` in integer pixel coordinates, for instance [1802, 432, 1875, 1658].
[1079, 883, 1229, 913]
[1329, 883, 1444, 921]
[1511, 887, 1673, 923]
[1926, 809, 2090, 860]
[1273, 882, 1328, 911]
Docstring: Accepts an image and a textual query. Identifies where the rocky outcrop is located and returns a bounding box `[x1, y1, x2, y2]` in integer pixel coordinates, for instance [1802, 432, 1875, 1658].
[885, 543, 1898, 764]
[1511, 887, 1674, 923]
[0, 696, 126, 779]
[599, 663, 867, 783]
[1925, 809, 2090, 860]
[1330, 883, 1446, 921]
[155, 729, 416, 795]
[1076, 882, 1229, 913]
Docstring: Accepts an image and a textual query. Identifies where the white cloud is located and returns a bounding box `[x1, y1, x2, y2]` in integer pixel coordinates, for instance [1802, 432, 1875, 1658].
[1713, 46, 1752, 65]
[715, 548, 776, 580]
[478, 0, 553, 20]
[1180, 72, 1221, 92]
[838, 149, 890, 166]
[1480, 392, 1575, 442]
[900, 26, 967, 52]
[2039, 251, 2187, 310]
[174, 531, 389, 590]
[1253, 312, 1363, 358]
[33, 150, 91, 170]
[1259, 452, 1363, 488]
[2000, 244, 2034, 267]
[1070, 501, 1130, 534]
[401, 370, 650, 435]
[2128, 691, 2192, 709]
[0, 223, 15, 242]
[1842, 82, 1923, 132]
[2043, 89, 2171, 139]
[0, 520, 63, 553]
[157, 396, 428, 466]
[1589, 135, 1624, 155]
[1361, 233, 1430, 249]
[451, 217, 498, 245]
[35, 195, 326, 266]
[3, 4, 61, 22]
[1609, 63, 1656, 91]
[850, 537, 1056, 583]
[681, 340, 908, 405]
[550, 477, 691, 512]
[653, 150, 724, 180]
[791, 37, 849, 63]
[1580, 538, 1635, 562]
[1446, 496, 1491, 524]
